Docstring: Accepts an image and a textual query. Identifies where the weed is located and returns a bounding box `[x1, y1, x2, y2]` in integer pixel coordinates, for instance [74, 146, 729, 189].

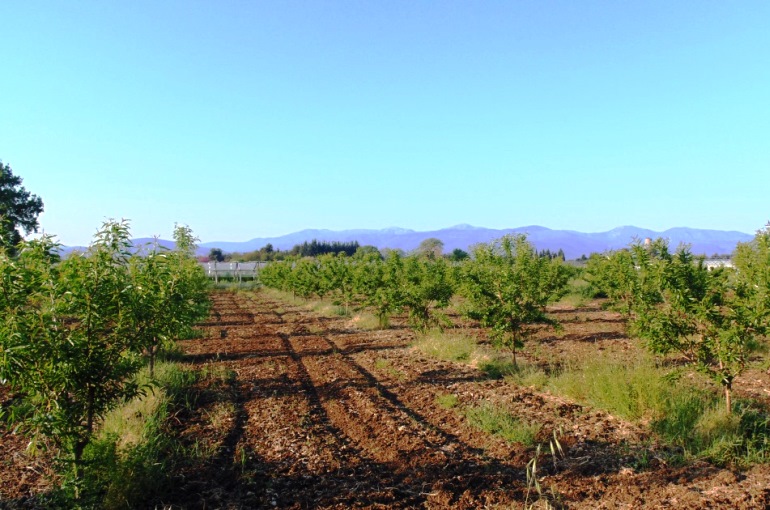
[547, 354, 670, 421]
[373, 358, 406, 380]
[465, 402, 540, 446]
[348, 312, 382, 331]
[412, 330, 477, 362]
[435, 393, 460, 409]
[479, 358, 518, 379]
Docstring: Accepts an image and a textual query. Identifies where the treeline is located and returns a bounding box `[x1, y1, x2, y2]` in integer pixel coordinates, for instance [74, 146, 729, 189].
[214, 239, 372, 262]
[214, 238, 571, 263]
[290, 239, 360, 257]
[0, 221, 209, 496]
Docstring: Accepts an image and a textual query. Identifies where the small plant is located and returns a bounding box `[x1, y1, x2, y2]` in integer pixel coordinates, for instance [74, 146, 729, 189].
[435, 393, 460, 409]
[412, 330, 477, 362]
[460, 235, 571, 365]
[374, 358, 406, 380]
[478, 358, 518, 379]
[465, 402, 540, 446]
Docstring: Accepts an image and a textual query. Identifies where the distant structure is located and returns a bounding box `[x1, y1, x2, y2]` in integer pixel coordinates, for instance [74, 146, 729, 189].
[201, 261, 263, 282]
[703, 259, 734, 271]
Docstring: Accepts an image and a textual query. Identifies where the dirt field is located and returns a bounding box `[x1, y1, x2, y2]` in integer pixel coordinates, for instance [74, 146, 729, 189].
[171, 290, 770, 508]
[3, 289, 770, 508]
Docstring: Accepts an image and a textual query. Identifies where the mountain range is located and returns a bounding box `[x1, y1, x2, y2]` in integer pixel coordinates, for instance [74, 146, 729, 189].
[198, 225, 753, 260]
[60, 225, 754, 260]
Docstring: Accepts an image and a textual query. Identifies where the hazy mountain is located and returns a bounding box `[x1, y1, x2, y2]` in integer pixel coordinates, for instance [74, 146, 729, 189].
[198, 225, 754, 260]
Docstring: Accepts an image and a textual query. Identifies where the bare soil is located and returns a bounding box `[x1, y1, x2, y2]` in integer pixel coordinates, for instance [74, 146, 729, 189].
[3, 289, 770, 508]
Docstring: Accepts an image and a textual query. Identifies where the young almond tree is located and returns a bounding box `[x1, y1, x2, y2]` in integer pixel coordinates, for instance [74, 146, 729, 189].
[353, 250, 406, 329]
[583, 238, 669, 320]
[127, 242, 175, 378]
[168, 224, 210, 339]
[631, 240, 767, 414]
[400, 255, 455, 331]
[461, 235, 571, 364]
[319, 252, 356, 315]
[0, 221, 145, 491]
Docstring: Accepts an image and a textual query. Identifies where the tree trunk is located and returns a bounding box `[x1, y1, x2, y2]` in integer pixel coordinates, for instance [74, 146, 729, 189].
[73, 440, 86, 500]
[149, 342, 156, 378]
[725, 382, 732, 415]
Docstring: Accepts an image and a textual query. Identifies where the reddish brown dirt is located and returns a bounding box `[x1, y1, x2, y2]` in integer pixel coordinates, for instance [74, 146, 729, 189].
[171, 291, 770, 509]
[3, 290, 770, 508]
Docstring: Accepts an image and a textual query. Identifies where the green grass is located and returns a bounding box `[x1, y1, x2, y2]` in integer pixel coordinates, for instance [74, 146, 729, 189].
[543, 354, 770, 467]
[465, 402, 540, 446]
[71, 361, 201, 508]
[373, 358, 406, 380]
[412, 330, 549, 386]
[348, 312, 382, 331]
[412, 330, 478, 362]
[435, 393, 460, 409]
[547, 354, 670, 421]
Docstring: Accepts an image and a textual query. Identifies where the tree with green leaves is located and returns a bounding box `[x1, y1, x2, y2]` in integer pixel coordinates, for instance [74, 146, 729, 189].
[415, 238, 444, 259]
[583, 238, 669, 320]
[1, 219, 210, 496]
[127, 233, 208, 377]
[208, 247, 225, 262]
[0, 161, 44, 255]
[0, 221, 145, 493]
[400, 255, 455, 331]
[631, 239, 767, 414]
[461, 235, 571, 364]
[353, 250, 406, 329]
[319, 252, 356, 314]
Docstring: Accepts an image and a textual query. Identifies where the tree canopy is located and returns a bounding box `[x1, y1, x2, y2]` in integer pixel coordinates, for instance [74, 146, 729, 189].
[0, 161, 44, 254]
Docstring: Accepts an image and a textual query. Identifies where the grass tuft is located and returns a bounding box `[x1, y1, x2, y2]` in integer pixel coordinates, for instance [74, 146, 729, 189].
[465, 402, 541, 446]
[435, 393, 460, 409]
[412, 330, 478, 362]
[547, 354, 669, 421]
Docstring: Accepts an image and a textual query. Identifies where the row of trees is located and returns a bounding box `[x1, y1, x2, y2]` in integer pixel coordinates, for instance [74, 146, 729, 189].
[260, 234, 573, 361]
[584, 229, 770, 413]
[210, 240, 373, 262]
[0, 220, 209, 490]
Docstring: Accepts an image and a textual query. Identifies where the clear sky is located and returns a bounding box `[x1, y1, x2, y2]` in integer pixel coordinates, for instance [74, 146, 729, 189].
[2, 1, 768, 246]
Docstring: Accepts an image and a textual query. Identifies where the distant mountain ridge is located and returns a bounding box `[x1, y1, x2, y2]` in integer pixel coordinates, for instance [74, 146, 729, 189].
[60, 225, 754, 260]
[199, 225, 753, 260]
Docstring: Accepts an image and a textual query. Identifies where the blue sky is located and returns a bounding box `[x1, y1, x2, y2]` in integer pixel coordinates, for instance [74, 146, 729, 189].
[2, 1, 768, 246]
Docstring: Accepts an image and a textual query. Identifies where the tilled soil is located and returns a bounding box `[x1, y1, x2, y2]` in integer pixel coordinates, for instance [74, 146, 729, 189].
[3, 289, 770, 508]
[169, 291, 770, 509]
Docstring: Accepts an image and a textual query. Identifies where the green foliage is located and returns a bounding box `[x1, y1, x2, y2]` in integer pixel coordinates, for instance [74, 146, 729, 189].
[412, 330, 477, 362]
[548, 355, 671, 421]
[129, 236, 210, 377]
[318, 252, 355, 314]
[0, 220, 210, 495]
[208, 247, 225, 262]
[448, 248, 469, 262]
[400, 255, 455, 331]
[465, 402, 540, 446]
[0, 221, 145, 487]
[583, 239, 668, 318]
[258, 259, 293, 291]
[435, 393, 460, 409]
[414, 237, 444, 259]
[460, 235, 571, 363]
[0, 161, 44, 255]
[631, 239, 766, 413]
[62, 362, 201, 508]
[353, 250, 406, 329]
[290, 239, 360, 257]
